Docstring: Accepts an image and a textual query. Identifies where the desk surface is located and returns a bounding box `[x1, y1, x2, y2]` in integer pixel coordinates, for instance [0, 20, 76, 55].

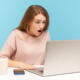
[0, 68, 80, 80]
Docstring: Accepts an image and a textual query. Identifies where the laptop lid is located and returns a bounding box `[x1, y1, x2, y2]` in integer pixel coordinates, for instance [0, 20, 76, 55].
[43, 40, 80, 76]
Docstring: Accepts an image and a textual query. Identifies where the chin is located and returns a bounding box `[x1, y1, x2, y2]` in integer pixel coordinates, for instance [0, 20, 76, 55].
[36, 33, 42, 36]
[34, 35, 40, 37]
[33, 34, 41, 37]
[31, 32, 42, 37]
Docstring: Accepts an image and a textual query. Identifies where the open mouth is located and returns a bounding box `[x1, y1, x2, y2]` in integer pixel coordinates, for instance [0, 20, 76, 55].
[37, 30, 42, 32]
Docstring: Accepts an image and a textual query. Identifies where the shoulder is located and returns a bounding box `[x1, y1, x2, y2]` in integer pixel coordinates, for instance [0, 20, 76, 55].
[42, 31, 50, 36]
[42, 31, 50, 41]
[12, 29, 26, 40]
[8, 29, 23, 39]
[7, 30, 17, 38]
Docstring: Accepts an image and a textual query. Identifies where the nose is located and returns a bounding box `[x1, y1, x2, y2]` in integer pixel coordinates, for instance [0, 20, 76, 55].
[39, 26, 44, 29]
[39, 23, 44, 29]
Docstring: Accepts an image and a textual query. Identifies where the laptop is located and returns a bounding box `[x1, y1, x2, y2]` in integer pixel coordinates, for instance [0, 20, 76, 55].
[27, 40, 80, 76]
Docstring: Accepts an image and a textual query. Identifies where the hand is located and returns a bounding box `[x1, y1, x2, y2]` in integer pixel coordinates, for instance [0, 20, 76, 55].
[16, 62, 35, 70]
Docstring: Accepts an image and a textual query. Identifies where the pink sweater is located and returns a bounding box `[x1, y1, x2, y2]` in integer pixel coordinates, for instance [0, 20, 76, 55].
[0, 29, 50, 65]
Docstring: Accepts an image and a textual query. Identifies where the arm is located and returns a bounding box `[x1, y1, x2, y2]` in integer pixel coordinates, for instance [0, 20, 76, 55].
[8, 59, 35, 70]
[1, 30, 35, 70]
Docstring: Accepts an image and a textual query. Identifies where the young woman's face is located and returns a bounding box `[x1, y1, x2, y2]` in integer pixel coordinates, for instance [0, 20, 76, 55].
[28, 14, 46, 37]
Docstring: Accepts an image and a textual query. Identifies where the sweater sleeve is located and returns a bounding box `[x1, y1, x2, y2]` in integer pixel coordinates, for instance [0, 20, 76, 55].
[0, 30, 16, 58]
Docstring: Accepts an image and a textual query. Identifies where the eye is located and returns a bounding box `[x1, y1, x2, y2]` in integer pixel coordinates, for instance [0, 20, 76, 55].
[35, 21, 41, 24]
[43, 21, 46, 24]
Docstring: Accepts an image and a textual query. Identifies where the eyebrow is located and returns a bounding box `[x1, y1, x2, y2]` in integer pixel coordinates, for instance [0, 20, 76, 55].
[35, 19, 46, 21]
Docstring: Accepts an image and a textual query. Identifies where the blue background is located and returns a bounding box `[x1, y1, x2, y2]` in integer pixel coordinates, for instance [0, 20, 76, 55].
[0, 0, 80, 49]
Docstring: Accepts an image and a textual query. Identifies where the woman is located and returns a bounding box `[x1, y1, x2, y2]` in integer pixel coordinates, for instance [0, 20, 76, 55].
[0, 5, 50, 70]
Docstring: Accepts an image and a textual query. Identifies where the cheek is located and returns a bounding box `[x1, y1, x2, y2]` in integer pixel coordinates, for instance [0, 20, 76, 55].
[32, 24, 38, 29]
[30, 26, 37, 32]
[43, 23, 46, 27]
[33, 24, 38, 28]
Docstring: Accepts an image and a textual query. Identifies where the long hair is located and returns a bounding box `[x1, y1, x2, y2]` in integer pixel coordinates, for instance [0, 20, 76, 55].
[16, 5, 49, 32]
